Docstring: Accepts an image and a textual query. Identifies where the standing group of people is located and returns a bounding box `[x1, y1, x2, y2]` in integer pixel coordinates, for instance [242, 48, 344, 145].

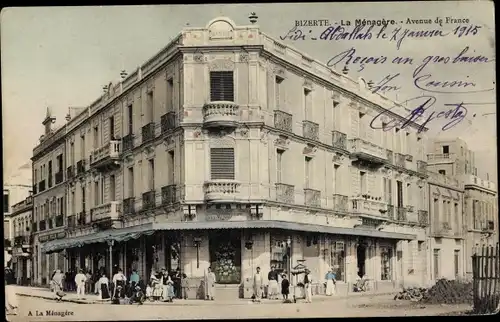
[251, 266, 291, 302]
[147, 267, 187, 302]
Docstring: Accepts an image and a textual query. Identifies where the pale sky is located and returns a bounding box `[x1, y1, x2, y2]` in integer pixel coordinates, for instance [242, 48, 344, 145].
[1, 2, 496, 182]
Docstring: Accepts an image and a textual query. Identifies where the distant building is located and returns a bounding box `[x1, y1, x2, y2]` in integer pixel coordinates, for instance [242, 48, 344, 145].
[427, 138, 498, 280]
[10, 195, 34, 285]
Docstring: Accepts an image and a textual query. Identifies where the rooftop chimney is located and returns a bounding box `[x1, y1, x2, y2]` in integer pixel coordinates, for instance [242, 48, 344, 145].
[42, 107, 56, 135]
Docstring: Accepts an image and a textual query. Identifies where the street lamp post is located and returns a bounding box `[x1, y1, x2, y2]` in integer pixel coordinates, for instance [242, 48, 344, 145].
[193, 237, 202, 268]
[286, 236, 293, 302]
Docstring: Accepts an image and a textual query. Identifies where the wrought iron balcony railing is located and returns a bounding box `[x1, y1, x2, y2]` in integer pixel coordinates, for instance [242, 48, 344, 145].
[418, 210, 429, 226]
[67, 165, 75, 180]
[274, 110, 293, 132]
[76, 160, 86, 175]
[38, 180, 46, 192]
[55, 171, 63, 184]
[276, 183, 295, 204]
[302, 120, 319, 141]
[122, 134, 134, 152]
[123, 197, 135, 215]
[39, 219, 46, 231]
[142, 122, 156, 144]
[332, 131, 347, 149]
[396, 206, 407, 221]
[161, 184, 177, 205]
[332, 194, 348, 212]
[161, 111, 176, 134]
[304, 189, 321, 207]
[55, 215, 64, 227]
[142, 191, 156, 210]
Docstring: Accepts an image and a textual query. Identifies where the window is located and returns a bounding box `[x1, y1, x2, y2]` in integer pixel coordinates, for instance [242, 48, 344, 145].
[3, 193, 9, 213]
[127, 104, 133, 134]
[48, 160, 53, 188]
[397, 180, 403, 207]
[270, 236, 288, 272]
[406, 183, 412, 207]
[81, 186, 86, 212]
[110, 175, 116, 202]
[81, 135, 86, 159]
[146, 91, 154, 123]
[275, 76, 283, 109]
[359, 171, 367, 194]
[442, 145, 449, 154]
[210, 71, 234, 101]
[167, 78, 174, 112]
[333, 164, 340, 194]
[148, 159, 155, 190]
[305, 157, 312, 188]
[94, 181, 99, 206]
[128, 167, 134, 197]
[438, 170, 446, 175]
[276, 150, 284, 183]
[168, 151, 175, 184]
[59, 197, 64, 215]
[433, 249, 440, 279]
[57, 154, 63, 173]
[210, 148, 235, 180]
[332, 100, 339, 129]
[454, 250, 460, 277]
[100, 177, 104, 205]
[381, 246, 393, 280]
[35, 169, 38, 183]
[70, 142, 75, 165]
[71, 191, 75, 216]
[93, 126, 99, 149]
[109, 116, 115, 140]
[330, 241, 345, 282]
[303, 88, 312, 120]
[405, 132, 410, 154]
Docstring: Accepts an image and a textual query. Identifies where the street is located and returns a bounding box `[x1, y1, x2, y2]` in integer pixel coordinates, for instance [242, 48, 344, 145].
[8, 294, 472, 321]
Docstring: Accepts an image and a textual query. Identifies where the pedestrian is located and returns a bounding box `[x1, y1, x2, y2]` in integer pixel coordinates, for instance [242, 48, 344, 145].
[325, 268, 336, 296]
[281, 273, 290, 300]
[75, 269, 87, 298]
[180, 273, 189, 300]
[5, 253, 19, 317]
[129, 269, 140, 297]
[97, 273, 110, 300]
[267, 265, 279, 299]
[165, 271, 176, 302]
[277, 271, 283, 295]
[112, 268, 127, 299]
[204, 267, 216, 301]
[85, 270, 92, 294]
[252, 267, 264, 303]
[304, 269, 313, 303]
[52, 270, 66, 301]
[173, 269, 182, 299]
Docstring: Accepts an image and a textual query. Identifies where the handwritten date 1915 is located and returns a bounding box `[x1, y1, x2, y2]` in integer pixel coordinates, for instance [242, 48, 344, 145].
[370, 96, 467, 133]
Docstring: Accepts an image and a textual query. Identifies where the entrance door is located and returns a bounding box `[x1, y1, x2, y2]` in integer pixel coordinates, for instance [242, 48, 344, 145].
[209, 230, 242, 284]
[357, 243, 366, 278]
[165, 232, 180, 273]
[22, 258, 28, 285]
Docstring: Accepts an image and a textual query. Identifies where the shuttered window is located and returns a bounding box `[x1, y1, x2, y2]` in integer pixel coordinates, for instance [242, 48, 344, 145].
[210, 148, 235, 180]
[210, 71, 234, 101]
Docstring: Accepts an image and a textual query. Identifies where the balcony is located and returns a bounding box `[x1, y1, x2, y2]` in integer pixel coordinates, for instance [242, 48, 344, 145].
[142, 122, 156, 144]
[387, 205, 395, 220]
[202, 101, 239, 128]
[417, 160, 427, 175]
[332, 194, 348, 212]
[31, 222, 37, 233]
[67, 165, 75, 180]
[122, 134, 134, 152]
[418, 210, 429, 226]
[77, 212, 87, 226]
[123, 198, 135, 215]
[91, 201, 121, 222]
[349, 139, 387, 164]
[33, 184, 37, 195]
[351, 197, 388, 217]
[38, 180, 46, 193]
[427, 153, 456, 163]
[142, 190, 156, 210]
[394, 153, 406, 168]
[161, 185, 178, 205]
[204, 180, 240, 202]
[55, 171, 63, 185]
[396, 206, 407, 221]
[48, 175, 53, 188]
[67, 215, 76, 229]
[276, 183, 295, 204]
[332, 131, 347, 150]
[161, 111, 176, 134]
[76, 160, 86, 175]
[434, 222, 452, 236]
[14, 236, 31, 247]
[302, 121, 319, 141]
[39, 220, 46, 231]
[386, 150, 394, 165]
[487, 220, 495, 231]
[55, 215, 64, 227]
[90, 140, 121, 171]
[304, 188, 321, 207]
[274, 110, 293, 132]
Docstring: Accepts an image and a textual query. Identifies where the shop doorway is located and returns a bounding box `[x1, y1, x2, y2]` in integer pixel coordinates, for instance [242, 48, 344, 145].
[209, 230, 242, 284]
[165, 232, 181, 273]
[357, 243, 366, 278]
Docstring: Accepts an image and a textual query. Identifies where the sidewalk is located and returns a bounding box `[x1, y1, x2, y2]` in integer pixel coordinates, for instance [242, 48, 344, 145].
[14, 285, 395, 306]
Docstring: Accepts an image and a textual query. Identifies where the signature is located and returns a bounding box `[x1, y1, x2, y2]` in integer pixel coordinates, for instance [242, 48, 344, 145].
[369, 95, 468, 133]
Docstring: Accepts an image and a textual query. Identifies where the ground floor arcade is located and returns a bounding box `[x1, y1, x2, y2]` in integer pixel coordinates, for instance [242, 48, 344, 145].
[39, 222, 427, 298]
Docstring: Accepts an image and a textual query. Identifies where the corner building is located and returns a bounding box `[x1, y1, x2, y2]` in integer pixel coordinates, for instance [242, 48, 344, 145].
[39, 17, 431, 297]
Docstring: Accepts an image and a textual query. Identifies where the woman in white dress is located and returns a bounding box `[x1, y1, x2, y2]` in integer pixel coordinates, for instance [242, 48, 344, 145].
[304, 269, 313, 303]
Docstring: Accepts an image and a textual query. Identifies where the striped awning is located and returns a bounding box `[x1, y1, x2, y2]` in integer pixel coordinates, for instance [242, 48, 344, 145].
[152, 220, 416, 240]
[41, 223, 154, 253]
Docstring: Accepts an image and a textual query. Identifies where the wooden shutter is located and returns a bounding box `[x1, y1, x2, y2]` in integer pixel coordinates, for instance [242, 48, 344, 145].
[210, 148, 235, 180]
[210, 71, 234, 101]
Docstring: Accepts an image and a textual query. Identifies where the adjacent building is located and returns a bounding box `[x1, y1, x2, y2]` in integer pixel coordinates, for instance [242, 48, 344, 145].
[427, 138, 498, 281]
[31, 109, 68, 285]
[4, 182, 32, 253]
[35, 16, 431, 297]
[9, 194, 34, 285]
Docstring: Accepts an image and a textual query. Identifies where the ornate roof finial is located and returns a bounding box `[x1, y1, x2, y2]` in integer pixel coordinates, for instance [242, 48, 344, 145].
[249, 12, 258, 24]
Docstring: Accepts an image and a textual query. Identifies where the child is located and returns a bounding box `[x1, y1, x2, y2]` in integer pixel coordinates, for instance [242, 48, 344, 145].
[281, 273, 290, 300]
[181, 273, 189, 300]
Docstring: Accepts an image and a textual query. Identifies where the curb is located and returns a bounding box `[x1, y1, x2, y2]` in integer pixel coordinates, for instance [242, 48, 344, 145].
[16, 293, 103, 305]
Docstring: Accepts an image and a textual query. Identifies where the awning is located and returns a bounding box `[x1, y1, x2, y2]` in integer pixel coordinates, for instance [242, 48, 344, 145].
[41, 223, 154, 253]
[152, 220, 416, 240]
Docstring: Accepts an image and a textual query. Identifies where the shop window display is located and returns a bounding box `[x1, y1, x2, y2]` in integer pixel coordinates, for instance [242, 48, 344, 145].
[330, 241, 346, 282]
[381, 246, 393, 280]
